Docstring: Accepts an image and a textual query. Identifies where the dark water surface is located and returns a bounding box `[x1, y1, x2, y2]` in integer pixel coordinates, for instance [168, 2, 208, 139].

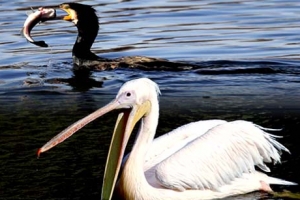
[1, 0, 300, 199]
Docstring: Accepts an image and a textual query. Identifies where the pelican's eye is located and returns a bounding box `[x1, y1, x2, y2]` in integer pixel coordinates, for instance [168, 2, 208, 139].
[126, 92, 131, 97]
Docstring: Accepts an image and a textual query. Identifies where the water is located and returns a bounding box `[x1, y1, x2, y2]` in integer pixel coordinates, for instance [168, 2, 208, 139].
[0, 0, 300, 199]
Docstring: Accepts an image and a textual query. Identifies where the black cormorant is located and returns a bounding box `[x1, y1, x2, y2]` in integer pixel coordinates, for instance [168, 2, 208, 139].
[57, 2, 197, 71]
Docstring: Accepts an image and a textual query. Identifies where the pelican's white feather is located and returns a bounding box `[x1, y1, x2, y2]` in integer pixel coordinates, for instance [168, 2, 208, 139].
[153, 120, 290, 191]
[144, 119, 227, 171]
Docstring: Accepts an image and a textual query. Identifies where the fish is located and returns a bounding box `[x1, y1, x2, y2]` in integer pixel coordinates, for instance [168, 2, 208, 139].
[21, 7, 56, 47]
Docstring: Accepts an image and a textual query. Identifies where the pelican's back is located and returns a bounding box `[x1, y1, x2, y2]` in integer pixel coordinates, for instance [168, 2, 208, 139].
[149, 120, 296, 192]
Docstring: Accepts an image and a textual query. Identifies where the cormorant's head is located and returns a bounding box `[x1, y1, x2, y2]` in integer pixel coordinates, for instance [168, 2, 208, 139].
[59, 3, 99, 27]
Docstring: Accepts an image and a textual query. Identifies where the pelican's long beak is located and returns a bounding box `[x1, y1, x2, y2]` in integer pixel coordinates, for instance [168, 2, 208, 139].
[101, 100, 151, 200]
[37, 98, 151, 200]
[37, 100, 121, 156]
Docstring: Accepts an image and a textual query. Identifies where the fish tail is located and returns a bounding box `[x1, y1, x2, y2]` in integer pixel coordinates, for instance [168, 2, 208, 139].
[31, 41, 48, 47]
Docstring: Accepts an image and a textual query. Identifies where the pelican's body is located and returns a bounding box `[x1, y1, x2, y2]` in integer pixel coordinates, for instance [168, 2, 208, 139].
[118, 119, 287, 200]
[38, 78, 296, 200]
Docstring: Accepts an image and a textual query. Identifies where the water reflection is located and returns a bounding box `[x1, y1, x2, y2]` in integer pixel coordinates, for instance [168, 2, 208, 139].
[46, 69, 104, 92]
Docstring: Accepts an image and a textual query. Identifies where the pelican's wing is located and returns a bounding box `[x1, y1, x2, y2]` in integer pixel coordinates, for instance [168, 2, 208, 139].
[143, 119, 227, 171]
[153, 120, 289, 191]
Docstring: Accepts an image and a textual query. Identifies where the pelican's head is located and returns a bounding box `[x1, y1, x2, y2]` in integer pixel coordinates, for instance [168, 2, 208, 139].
[116, 78, 160, 107]
[37, 78, 160, 200]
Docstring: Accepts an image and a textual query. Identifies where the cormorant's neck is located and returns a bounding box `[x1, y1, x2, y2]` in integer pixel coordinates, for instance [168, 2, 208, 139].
[72, 12, 100, 66]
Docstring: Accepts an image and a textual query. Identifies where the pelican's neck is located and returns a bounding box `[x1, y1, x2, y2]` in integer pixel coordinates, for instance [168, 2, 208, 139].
[119, 98, 159, 199]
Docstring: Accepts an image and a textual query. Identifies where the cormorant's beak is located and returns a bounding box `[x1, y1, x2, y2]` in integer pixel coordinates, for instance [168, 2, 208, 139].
[37, 98, 151, 200]
[58, 3, 77, 22]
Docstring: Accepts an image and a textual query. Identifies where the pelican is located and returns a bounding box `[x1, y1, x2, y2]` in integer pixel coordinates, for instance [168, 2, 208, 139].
[38, 78, 296, 200]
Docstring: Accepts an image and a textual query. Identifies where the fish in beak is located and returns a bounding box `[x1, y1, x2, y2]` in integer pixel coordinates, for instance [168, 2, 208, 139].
[21, 3, 81, 47]
[38, 97, 151, 200]
[21, 7, 56, 47]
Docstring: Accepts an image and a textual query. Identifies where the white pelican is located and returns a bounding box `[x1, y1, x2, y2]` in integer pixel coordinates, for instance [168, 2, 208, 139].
[38, 78, 296, 200]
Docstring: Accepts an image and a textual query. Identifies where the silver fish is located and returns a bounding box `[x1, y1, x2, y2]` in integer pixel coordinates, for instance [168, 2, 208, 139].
[21, 7, 56, 47]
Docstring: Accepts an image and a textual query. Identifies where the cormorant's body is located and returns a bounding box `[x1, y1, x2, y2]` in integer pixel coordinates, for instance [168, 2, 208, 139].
[70, 3, 100, 66]
[59, 3, 198, 71]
